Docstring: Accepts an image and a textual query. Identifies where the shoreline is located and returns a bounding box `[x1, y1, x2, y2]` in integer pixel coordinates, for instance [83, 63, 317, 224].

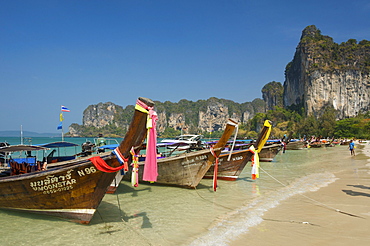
[230, 143, 370, 246]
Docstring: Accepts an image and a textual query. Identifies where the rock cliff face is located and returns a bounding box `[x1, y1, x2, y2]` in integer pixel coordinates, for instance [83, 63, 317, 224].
[69, 98, 266, 136]
[156, 99, 265, 134]
[284, 25, 370, 119]
[83, 102, 122, 128]
[305, 70, 370, 119]
[262, 81, 284, 111]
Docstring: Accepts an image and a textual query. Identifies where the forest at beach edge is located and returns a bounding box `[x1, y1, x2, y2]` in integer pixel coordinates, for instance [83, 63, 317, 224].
[67, 104, 370, 140]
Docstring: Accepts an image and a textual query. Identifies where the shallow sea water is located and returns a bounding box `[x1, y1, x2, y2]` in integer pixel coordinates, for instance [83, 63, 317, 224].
[0, 138, 367, 246]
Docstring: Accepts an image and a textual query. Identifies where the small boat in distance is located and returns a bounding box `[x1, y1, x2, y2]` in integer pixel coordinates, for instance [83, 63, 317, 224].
[160, 134, 203, 150]
[37, 141, 79, 163]
[258, 143, 282, 162]
[285, 139, 306, 150]
[0, 97, 154, 224]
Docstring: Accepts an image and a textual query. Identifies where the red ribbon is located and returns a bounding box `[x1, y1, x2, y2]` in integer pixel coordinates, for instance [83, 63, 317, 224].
[89, 156, 126, 173]
[210, 147, 219, 191]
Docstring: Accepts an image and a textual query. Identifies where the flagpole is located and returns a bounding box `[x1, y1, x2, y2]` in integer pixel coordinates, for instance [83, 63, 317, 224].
[59, 105, 69, 141]
[20, 125, 23, 145]
[62, 112, 64, 141]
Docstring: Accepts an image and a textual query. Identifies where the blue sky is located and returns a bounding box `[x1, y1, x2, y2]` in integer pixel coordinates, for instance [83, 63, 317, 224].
[1, 0, 370, 133]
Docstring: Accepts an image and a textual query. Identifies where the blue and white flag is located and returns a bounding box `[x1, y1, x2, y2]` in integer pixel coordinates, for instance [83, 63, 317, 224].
[61, 105, 70, 112]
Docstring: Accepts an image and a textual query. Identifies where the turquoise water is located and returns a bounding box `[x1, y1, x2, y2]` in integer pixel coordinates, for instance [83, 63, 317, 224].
[0, 137, 122, 160]
[0, 138, 367, 246]
[0, 137, 122, 150]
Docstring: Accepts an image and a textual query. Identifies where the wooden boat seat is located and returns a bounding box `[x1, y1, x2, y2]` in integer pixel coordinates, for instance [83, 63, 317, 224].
[9, 160, 42, 175]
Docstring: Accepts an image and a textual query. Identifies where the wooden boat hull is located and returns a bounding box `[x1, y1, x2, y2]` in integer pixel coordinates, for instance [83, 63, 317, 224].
[286, 140, 305, 150]
[0, 155, 117, 223]
[258, 144, 282, 162]
[107, 170, 125, 194]
[126, 119, 238, 188]
[0, 97, 154, 223]
[204, 141, 279, 180]
[204, 149, 252, 181]
[309, 143, 322, 148]
[132, 149, 221, 188]
[204, 120, 273, 181]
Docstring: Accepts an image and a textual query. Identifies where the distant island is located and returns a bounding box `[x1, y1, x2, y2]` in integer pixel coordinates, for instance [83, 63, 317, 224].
[0, 131, 62, 138]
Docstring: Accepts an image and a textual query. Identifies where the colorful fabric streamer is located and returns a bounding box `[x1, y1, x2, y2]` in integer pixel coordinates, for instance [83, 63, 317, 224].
[112, 147, 129, 171]
[250, 145, 260, 180]
[142, 107, 158, 182]
[210, 147, 219, 191]
[130, 147, 139, 187]
[89, 156, 126, 173]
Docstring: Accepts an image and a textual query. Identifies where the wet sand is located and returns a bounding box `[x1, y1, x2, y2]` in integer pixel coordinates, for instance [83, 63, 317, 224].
[231, 143, 370, 246]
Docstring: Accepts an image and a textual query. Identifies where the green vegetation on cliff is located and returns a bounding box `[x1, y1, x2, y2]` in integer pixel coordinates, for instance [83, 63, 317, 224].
[299, 25, 370, 73]
[68, 97, 266, 138]
[246, 106, 370, 140]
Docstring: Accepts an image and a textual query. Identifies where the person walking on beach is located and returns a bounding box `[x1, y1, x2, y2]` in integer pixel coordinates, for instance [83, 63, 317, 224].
[349, 140, 355, 156]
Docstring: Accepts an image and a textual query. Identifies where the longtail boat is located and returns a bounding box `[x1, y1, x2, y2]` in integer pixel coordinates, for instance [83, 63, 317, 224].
[204, 120, 272, 181]
[0, 97, 154, 224]
[286, 139, 306, 150]
[126, 119, 238, 188]
[258, 143, 282, 162]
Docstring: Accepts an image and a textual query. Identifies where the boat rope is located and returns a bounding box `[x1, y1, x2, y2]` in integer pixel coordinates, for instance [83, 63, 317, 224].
[259, 166, 365, 219]
[114, 180, 126, 222]
[183, 152, 197, 189]
[185, 149, 235, 210]
[192, 183, 235, 211]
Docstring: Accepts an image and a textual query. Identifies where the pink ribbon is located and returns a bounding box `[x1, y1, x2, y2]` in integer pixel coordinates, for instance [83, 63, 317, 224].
[142, 107, 158, 182]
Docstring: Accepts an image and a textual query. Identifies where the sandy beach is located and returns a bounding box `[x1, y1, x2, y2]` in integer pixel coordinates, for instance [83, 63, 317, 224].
[231, 143, 370, 246]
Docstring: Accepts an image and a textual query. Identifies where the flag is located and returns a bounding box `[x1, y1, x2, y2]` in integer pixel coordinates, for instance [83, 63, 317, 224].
[61, 105, 70, 112]
[59, 113, 64, 122]
[57, 122, 62, 130]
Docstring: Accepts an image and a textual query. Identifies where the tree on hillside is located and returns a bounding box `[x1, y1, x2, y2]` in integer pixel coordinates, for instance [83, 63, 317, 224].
[318, 106, 336, 137]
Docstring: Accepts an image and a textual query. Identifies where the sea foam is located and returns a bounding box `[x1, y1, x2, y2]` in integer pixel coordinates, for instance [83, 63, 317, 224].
[189, 172, 337, 246]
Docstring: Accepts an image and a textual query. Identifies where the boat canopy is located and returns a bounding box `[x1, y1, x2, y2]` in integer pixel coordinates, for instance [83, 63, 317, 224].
[36, 141, 79, 148]
[267, 139, 282, 143]
[0, 145, 49, 153]
[98, 144, 119, 150]
[98, 141, 191, 150]
[157, 142, 192, 147]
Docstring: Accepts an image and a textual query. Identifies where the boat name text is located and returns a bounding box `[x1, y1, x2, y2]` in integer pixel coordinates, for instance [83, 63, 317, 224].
[77, 166, 97, 177]
[30, 170, 76, 194]
[182, 154, 208, 165]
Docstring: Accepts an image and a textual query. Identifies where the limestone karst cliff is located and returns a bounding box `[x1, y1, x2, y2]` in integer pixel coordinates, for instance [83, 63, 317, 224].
[83, 102, 120, 128]
[283, 25, 370, 119]
[69, 98, 266, 137]
[262, 81, 284, 111]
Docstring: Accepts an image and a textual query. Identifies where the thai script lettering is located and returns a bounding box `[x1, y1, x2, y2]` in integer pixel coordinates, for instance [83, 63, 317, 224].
[29, 170, 77, 194]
